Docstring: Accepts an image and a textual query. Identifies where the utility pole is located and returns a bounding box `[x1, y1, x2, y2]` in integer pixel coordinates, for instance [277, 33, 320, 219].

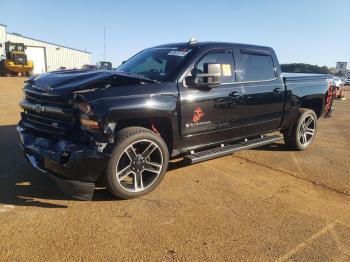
[103, 25, 106, 62]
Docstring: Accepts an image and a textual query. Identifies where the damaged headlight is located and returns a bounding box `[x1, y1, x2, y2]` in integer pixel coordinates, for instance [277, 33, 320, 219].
[80, 115, 100, 130]
[75, 101, 100, 130]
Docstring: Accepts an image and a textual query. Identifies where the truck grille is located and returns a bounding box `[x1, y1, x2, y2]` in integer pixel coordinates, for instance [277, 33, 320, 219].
[21, 89, 78, 135]
[25, 90, 73, 109]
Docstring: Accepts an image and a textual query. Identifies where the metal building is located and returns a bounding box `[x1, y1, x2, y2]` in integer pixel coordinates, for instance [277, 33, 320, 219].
[335, 62, 348, 78]
[0, 24, 91, 74]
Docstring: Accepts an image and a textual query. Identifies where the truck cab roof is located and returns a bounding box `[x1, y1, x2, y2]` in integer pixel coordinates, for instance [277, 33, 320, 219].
[153, 41, 272, 52]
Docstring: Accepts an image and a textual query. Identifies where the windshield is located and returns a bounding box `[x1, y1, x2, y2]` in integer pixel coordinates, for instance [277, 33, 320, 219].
[115, 47, 193, 82]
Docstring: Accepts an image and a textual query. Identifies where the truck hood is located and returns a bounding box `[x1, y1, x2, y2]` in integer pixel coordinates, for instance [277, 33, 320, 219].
[25, 69, 155, 95]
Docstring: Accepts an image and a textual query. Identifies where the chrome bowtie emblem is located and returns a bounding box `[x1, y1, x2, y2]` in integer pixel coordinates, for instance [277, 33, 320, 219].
[33, 104, 44, 113]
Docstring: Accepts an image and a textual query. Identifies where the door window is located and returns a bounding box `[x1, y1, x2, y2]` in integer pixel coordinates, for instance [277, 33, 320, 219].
[193, 50, 235, 83]
[237, 52, 275, 82]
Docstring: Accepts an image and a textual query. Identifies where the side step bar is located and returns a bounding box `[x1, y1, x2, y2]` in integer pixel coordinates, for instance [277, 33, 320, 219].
[183, 135, 283, 164]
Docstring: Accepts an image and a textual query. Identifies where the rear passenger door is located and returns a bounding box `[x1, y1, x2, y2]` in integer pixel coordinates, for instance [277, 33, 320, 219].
[237, 49, 285, 136]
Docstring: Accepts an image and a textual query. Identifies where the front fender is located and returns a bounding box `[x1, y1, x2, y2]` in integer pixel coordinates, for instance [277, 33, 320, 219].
[90, 94, 181, 155]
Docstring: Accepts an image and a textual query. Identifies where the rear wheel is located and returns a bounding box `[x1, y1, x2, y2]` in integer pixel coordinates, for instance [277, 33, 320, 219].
[106, 127, 169, 199]
[283, 108, 317, 151]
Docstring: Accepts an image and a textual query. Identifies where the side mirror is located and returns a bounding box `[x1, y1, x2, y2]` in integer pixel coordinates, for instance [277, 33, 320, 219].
[186, 63, 222, 88]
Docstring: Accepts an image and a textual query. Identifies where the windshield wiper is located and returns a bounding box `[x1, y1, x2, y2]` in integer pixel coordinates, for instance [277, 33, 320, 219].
[115, 71, 159, 83]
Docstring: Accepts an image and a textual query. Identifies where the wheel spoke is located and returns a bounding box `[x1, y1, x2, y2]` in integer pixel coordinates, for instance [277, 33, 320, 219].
[305, 128, 314, 136]
[125, 145, 137, 160]
[117, 165, 132, 181]
[302, 133, 307, 144]
[305, 117, 314, 127]
[139, 173, 144, 189]
[141, 143, 157, 158]
[133, 173, 138, 189]
[298, 132, 302, 139]
[143, 161, 161, 173]
[133, 172, 144, 191]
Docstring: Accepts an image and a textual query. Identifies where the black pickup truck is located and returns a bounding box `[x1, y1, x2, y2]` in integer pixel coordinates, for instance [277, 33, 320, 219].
[17, 40, 334, 200]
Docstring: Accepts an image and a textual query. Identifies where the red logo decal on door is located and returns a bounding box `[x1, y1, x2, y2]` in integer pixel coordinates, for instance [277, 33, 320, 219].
[192, 107, 204, 123]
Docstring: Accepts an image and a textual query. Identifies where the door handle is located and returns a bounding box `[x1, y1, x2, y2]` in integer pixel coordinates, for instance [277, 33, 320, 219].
[273, 87, 282, 93]
[230, 91, 240, 97]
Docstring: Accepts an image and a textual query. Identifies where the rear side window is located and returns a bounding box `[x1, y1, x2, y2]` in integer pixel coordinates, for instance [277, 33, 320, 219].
[237, 52, 275, 82]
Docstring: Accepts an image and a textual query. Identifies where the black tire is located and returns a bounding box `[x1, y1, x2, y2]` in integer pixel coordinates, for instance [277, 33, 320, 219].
[3, 67, 12, 77]
[106, 127, 169, 199]
[26, 71, 34, 77]
[283, 108, 318, 151]
[0, 61, 4, 76]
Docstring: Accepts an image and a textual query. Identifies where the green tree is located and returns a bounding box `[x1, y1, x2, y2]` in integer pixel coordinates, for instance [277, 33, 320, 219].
[281, 63, 331, 74]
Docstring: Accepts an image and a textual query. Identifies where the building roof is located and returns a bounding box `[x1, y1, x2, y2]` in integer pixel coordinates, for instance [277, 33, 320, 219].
[7, 32, 90, 54]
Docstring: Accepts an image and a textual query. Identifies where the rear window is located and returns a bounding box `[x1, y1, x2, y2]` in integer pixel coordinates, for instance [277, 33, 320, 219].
[237, 52, 276, 82]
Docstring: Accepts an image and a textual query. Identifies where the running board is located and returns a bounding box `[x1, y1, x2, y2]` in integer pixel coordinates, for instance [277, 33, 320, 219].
[183, 135, 283, 164]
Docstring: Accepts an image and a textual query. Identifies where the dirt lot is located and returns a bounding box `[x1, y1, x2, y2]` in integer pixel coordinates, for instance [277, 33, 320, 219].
[0, 77, 350, 261]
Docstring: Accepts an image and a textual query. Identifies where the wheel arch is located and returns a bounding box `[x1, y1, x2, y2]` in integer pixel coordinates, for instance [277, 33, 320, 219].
[95, 95, 181, 157]
[113, 117, 175, 155]
[300, 98, 323, 118]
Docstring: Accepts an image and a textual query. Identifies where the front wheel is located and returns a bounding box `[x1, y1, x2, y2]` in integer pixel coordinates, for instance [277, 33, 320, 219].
[283, 108, 318, 151]
[106, 127, 169, 199]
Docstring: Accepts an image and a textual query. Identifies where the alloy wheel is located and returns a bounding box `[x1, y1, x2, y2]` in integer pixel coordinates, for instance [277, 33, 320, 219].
[298, 115, 315, 146]
[115, 139, 163, 193]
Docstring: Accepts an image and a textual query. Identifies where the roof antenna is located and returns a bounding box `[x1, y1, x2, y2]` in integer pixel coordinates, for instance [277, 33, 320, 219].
[188, 37, 198, 45]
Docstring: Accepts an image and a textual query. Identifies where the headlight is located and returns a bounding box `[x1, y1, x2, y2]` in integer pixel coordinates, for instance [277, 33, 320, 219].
[76, 102, 100, 130]
[80, 117, 100, 130]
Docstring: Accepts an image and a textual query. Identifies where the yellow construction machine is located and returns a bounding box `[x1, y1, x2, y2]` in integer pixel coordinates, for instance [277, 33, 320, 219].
[0, 41, 33, 76]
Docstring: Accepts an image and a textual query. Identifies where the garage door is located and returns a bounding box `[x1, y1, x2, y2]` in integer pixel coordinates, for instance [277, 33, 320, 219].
[25, 46, 46, 74]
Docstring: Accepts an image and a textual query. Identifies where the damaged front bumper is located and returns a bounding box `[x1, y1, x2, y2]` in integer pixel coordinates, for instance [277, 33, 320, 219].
[17, 122, 110, 200]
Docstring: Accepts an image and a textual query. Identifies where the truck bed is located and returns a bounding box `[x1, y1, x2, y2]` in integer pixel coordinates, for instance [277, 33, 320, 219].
[282, 73, 332, 82]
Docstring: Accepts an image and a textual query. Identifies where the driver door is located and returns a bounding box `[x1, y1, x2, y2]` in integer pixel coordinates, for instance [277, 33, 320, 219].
[178, 48, 244, 151]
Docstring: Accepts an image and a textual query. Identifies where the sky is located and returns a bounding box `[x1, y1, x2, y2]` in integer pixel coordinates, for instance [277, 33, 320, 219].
[0, 0, 349, 68]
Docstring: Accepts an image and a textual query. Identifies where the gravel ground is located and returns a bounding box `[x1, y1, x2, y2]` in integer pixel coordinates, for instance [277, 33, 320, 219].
[0, 77, 350, 261]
